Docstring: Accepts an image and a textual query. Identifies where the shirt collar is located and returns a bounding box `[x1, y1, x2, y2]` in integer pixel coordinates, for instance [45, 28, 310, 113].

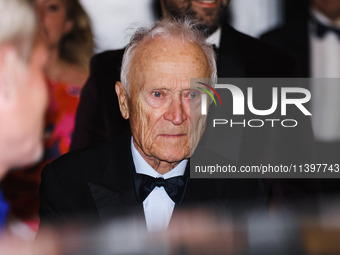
[131, 136, 187, 179]
[206, 27, 222, 48]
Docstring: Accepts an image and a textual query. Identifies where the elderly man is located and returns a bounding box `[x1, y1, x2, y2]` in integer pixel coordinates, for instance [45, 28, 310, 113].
[0, 0, 47, 231]
[70, 0, 318, 207]
[39, 19, 264, 231]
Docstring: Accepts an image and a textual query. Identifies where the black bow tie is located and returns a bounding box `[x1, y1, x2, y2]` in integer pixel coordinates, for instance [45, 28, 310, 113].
[313, 18, 340, 39]
[134, 174, 189, 205]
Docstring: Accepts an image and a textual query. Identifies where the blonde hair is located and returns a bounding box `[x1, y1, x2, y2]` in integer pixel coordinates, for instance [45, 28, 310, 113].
[59, 0, 93, 69]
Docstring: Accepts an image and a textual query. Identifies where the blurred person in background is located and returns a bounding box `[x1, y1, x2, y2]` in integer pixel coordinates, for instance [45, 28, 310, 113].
[0, 0, 47, 234]
[262, 0, 340, 78]
[36, 0, 93, 157]
[262, 0, 340, 194]
[1, 0, 93, 234]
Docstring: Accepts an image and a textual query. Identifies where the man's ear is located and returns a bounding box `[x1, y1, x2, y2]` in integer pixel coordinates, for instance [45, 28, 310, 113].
[115, 81, 129, 119]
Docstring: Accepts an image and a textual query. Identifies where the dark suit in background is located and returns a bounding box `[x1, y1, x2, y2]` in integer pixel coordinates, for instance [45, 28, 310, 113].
[261, 20, 310, 77]
[261, 16, 340, 194]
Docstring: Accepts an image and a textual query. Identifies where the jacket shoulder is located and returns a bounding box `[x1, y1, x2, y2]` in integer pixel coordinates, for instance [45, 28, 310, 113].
[43, 140, 117, 184]
[89, 49, 125, 75]
[39, 135, 132, 222]
[91, 49, 125, 66]
[233, 27, 298, 77]
[241, 29, 294, 61]
[261, 25, 290, 40]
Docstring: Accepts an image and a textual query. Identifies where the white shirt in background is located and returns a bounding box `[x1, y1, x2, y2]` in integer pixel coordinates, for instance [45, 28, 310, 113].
[310, 8, 340, 142]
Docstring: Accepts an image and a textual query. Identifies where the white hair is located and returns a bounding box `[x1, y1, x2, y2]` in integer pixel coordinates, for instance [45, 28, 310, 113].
[0, 0, 36, 61]
[120, 18, 217, 96]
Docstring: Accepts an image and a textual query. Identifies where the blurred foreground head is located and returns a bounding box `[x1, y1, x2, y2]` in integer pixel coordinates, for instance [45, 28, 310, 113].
[0, 0, 48, 178]
[115, 19, 216, 173]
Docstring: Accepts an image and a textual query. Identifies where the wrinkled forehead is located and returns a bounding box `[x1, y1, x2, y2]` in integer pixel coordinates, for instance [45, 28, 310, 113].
[136, 35, 206, 57]
[128, 36, 210, 84]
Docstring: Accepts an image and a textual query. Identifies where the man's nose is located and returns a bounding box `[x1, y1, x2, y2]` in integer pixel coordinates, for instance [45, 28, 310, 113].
[163, 98, 188, 125]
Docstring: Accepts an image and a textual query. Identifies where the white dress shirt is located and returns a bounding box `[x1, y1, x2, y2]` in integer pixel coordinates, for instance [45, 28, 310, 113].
[310, 8, 340, 141]
[206, 27, 221, 48]
[131, 137, 188, 232]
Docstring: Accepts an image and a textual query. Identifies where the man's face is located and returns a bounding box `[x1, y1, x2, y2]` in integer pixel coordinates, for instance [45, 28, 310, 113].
[118, 37, 210, 164]
[312, 0, 340, 21]
[0, 43, 48, 174]
[162, 0, 229, 33]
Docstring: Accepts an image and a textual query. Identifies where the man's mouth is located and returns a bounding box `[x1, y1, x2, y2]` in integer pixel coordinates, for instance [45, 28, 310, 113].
[160, 134, 186, 138]
[192, 0, 217, 8]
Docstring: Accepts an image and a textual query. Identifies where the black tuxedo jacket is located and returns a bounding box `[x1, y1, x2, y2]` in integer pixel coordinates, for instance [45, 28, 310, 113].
[261, 21, 310, 77]
[39, 134, 265, 225]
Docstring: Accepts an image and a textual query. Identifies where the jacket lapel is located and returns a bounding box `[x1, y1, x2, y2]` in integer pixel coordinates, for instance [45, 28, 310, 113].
[88, 135, 144, 221]
[287, 21, 310, 77]
[217, 25, 246, 78]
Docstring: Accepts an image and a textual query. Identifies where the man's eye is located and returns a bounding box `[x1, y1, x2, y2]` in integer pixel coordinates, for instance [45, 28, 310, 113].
[190, 91, 197, 99]
[153, 91, 162, 98]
